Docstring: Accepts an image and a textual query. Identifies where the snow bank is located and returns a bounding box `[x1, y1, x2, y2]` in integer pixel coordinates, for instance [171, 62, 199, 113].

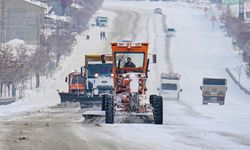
[6, 39, 25, 47]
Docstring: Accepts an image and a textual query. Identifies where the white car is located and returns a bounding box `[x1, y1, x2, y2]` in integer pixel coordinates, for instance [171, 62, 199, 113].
[159, 73, 182, 100]
[165, 27, 176, 37]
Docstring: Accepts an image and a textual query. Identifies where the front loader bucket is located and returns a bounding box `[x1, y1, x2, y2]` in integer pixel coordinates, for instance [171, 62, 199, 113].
[58, 92, 85, 103]
[78, 96, 103, 109]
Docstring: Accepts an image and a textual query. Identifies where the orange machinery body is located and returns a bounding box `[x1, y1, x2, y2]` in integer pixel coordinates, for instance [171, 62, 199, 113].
[68, 71, 85, 93]
[111, 42, 149, 112]
[111, 42, 149, 86]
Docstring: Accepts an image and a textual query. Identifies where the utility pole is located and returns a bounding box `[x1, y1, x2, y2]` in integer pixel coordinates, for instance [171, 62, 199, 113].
[239, 0, 244, 21]
[0, 0, 5, 48]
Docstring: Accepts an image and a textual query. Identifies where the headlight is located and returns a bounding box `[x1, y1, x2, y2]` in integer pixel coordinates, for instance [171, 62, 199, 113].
[94, 73, 99, 78]
[93, 88, 99, 95]
[111, 73, 114, 77]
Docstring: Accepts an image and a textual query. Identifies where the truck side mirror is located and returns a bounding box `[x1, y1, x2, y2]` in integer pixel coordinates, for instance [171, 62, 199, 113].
[157, 88, 159, 91]
[101, 55, 106, 64]
[200, 86, 202, 90]
[65, 77, 67, 83]
[152, 54, 157, 63]
[81, 67, 84, 77]
[180, 89, 183, 92]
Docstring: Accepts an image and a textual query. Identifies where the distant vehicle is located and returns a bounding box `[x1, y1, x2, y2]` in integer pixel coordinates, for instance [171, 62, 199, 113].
[95, 16, 108, 27]
[159, 73, 182, 100]
[200, 78, 227, 105]
[165, 27, 176, 37]
[154, 8, 162, 14]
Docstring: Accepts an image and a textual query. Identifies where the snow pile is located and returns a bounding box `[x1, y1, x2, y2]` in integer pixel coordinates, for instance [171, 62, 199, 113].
[24, 0, 48, 9]
[71, 3, 84, 9]
[6, 39, 25, 47]
[46, 14, 70, 22]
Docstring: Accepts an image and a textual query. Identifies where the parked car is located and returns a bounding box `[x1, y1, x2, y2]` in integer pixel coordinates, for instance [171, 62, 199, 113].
[165, 27, 176, 37]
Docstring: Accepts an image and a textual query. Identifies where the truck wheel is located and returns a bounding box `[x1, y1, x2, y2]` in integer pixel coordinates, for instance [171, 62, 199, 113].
[202, 100, 208, 105]
[150, 95, 157, 107]
[219, 98, 225, 105]
[105, 95, 114, 124]
[202, 97, 208, 105]
[154, 96, 163, 124]
[101, 95, 106, 111]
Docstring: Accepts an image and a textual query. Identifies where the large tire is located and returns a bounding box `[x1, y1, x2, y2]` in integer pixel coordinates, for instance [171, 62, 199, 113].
[219, 97, 225, 105]
[105, 95, 114, 124]
[153, 96, 163, 124]
[101, 95, 106, 111]
[202, 100, 208, 105]
[150, 95, 157, 107]
[202, 97, 208, 105]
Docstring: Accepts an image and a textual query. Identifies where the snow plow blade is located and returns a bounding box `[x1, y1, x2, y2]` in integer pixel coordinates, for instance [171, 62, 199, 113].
[82, 111, 154, 123]
[0, 98, 16, 105]
[79, 96, 103, 108]
[59, 93, 103, 107]
[58, 92, 85, 103]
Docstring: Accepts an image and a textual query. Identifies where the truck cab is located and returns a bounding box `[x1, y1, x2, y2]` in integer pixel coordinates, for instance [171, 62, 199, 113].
[200, 78, 227, 105]
[83, 55, 113, 97]
[86, 63, 113, 96]
[66, 71, 84, 93]
[159, 73, 181, 100]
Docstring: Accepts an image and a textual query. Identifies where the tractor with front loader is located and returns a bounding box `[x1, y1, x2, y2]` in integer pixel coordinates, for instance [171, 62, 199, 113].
[83, 42, 163, 124]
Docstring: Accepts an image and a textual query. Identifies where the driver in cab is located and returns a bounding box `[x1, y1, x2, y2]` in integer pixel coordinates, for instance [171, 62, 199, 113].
[123, 57, 136, 68]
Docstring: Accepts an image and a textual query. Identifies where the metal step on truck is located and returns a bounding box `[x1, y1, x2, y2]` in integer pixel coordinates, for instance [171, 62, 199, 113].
[159, 73, 182, 100]
[200, 78, 227, 105]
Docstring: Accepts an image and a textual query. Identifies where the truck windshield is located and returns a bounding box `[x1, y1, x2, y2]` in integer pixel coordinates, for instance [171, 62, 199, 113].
[71, 75, 84, 84]
[203, 79, 226, 85]
[162, 83, 177, 90]
[115, 52, 145, 68]
[88, 64, 113, 78]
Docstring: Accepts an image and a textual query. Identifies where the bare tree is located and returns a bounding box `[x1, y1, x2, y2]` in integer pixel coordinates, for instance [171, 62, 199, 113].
[29, 47, 49, 88]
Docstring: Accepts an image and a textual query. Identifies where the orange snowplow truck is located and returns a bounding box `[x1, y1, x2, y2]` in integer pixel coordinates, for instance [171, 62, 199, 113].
[58, 71, 85, 103]
[102, 42, 163, 124]
[66, 71, 85, 93]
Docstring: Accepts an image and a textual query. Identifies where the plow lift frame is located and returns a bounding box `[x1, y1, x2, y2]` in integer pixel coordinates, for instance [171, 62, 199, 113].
[82, 42, 163, 124]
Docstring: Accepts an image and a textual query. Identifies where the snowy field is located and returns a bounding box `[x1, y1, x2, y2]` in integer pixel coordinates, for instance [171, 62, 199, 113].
[0, 0, 250, 150]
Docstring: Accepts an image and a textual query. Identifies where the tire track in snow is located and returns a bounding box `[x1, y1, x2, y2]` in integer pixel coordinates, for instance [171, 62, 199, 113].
[153, 13, 173, 73]
[105, 9, 139, 42]
[100, 9, 140, 54]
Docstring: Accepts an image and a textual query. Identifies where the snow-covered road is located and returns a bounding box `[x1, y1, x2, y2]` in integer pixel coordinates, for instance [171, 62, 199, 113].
[1, 1, 250, 150]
